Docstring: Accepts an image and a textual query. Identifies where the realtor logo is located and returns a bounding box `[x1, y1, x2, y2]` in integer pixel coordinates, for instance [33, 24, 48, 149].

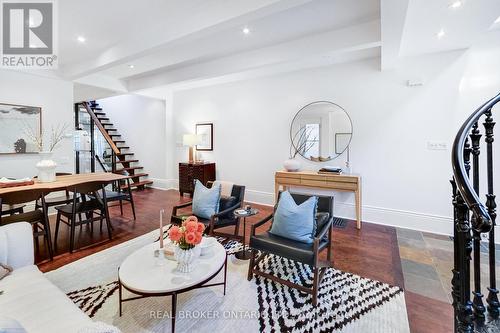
[1, 0, 58, 68]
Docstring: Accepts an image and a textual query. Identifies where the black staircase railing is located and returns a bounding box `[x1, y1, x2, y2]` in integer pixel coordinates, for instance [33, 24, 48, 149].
[451, 93, 500, 332]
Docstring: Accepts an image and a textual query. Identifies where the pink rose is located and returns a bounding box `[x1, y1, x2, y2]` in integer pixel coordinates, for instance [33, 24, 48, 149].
[185, 232, 197, 245]
[194, 232, 203, 245]
[197, 222, 205, 233]
[169, 226, 181, 242]
[185, 220, 198, 233]
[185, 216, 198, 223]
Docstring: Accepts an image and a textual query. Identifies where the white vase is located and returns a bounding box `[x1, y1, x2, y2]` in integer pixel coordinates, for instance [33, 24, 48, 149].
[36, 151, 57, 183]
[174, 246, 200, 273]
[283, 158, 301, 172]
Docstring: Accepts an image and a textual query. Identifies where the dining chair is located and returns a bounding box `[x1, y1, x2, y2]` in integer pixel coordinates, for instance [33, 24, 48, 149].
[0, 189, 53, 260]
[54, 181, 112, 253]
[34, 172, 74, 211]
[102, 171, 136, 220]
[1, 203, 25, 216]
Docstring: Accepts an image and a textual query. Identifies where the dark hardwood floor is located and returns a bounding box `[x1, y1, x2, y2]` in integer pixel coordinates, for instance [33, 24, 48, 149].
[36, 188, 453, 333]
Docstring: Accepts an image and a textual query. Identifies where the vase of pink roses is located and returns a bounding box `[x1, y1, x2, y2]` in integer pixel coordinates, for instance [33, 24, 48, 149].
[168, 216, 205, 273]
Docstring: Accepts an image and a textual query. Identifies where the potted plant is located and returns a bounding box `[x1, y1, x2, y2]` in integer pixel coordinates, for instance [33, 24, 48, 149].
[168, 216, 205, 273]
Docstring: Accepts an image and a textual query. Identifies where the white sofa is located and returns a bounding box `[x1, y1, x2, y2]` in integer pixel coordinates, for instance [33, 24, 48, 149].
[0, 222, 94, 333]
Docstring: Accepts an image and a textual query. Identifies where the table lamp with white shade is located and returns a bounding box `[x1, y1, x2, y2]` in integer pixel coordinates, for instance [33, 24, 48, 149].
[183, 134, 201, 163]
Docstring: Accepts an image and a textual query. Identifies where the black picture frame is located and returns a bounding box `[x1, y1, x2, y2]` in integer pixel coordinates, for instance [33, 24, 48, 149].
[196, 123, 213, 151]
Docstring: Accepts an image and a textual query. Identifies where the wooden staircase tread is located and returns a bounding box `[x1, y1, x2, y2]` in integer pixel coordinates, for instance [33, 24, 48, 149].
[116, 159, 139, 163]
[94, 112, 106, 116]
[110, 134, 121, 137]
[115, 166, 144, 172]
[106, 128, 118, 131]
[121, 180, 153, 189]
[117, 152, 134, 156]
[123, 173, 148, 179]
[118, 146, 130, 149]
[114, 140, 125, 143]
[98, 117, 110, 121]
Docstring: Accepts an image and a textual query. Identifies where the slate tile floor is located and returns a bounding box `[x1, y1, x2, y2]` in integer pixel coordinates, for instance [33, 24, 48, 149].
[396, 227, 500, 304]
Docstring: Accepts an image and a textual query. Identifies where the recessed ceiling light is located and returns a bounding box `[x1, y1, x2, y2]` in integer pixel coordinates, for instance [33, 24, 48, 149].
[449, 1, 462, 9]
[242, 27, 250, 35]
[128, 64, 135, 69]
[77, 36, 86, 43]
[495, 15, 500, 24]
[436, 29, 446, 39]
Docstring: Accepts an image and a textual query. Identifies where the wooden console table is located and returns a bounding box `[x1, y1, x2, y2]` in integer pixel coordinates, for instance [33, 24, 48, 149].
[275, 170, 362, 229]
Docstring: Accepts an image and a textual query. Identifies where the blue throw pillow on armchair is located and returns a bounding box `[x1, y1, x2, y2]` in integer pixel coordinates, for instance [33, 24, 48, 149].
[192, 180, 221, 219]
[269, 191, 318, 244]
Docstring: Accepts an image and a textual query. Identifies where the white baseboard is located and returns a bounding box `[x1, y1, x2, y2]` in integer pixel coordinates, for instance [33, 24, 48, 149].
[242, 188, 456, 237]
[245, 189, 275, 206]
[148, 178, 178, 190]
[334, 202, 453, 236]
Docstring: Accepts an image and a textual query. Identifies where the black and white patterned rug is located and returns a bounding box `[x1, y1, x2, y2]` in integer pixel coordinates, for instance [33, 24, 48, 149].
[45, 229, 409, 332]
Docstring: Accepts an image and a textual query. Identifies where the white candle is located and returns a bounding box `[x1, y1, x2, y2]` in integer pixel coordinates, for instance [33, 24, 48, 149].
[159, 209, 164, 248]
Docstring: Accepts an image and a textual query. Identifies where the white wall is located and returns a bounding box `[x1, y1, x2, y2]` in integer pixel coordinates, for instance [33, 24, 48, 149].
[170, 48, 500, 236]
[97, 94, 167, 188]
[0, 70, 74, 178]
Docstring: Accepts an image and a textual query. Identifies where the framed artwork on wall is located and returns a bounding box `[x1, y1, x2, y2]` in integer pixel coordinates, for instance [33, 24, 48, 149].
[0, 103, 42, 154]
[196, 123, 213, 151]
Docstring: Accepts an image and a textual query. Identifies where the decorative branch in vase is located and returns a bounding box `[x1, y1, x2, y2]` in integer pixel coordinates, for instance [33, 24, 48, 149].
[48, 123, 69, 152]
[284, 126, 317, 172]
[24, 122, 69, 183]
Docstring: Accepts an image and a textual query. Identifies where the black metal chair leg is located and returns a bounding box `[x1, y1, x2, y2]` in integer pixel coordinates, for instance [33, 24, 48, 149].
[130, 198, 136, 220]
[69, 216, 75, 253]
[54, 211, 61, 250]
[33, 224, 40, 252]
[104, 209, 112, 240]
[43, 218, 53, 260]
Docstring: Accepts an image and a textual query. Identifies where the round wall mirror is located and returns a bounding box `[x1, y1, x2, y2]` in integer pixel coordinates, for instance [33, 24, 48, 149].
[290, 101, 352, 162]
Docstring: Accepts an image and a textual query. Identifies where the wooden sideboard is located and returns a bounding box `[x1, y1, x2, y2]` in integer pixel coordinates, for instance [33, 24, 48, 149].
[179, 162, 216, 197]
[275, 170, 362, 229]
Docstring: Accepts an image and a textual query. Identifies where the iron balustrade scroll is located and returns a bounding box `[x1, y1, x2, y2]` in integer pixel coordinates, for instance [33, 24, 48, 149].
[451, 92, 500, 332]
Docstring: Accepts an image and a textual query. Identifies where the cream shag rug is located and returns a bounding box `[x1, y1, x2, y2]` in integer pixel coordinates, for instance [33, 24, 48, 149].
[45, 230, 410, 333]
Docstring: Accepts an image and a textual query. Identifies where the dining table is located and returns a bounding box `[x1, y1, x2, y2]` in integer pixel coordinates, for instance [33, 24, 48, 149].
[0, 173, 127, 196]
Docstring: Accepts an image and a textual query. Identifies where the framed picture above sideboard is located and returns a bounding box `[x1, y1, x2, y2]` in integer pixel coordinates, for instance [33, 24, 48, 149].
[0, 103, 41, 154]
[195, 123, 213, 151]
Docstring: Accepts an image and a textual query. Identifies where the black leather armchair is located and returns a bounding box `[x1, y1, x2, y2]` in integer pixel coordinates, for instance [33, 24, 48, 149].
[171, 181, 245, 240]
[247, 192, 334, 306]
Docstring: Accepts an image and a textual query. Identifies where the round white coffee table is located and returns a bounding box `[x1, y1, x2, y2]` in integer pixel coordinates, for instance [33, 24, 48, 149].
[118, 239, 227, 332]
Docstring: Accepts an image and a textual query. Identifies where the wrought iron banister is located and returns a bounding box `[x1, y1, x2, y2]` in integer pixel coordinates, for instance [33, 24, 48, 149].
[451, 92, 500, 332]
[452, 93, 500, 233]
